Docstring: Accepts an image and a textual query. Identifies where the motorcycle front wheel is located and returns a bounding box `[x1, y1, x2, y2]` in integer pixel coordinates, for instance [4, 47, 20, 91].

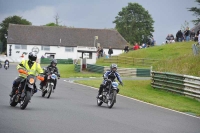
[20, 91, 31, 110]
[97, 98, 103, 106]
[107, 90, 117, 109]
[47, 83, 52, 98]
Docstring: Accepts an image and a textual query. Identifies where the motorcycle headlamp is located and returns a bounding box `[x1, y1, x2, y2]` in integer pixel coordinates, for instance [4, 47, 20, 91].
[29, 78, 35, 84]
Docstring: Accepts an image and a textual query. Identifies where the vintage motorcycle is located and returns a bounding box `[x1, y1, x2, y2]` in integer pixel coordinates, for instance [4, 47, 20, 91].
[97, 79, 120, 108]
[41, 68, 58, 98]
[10, 68, 44, 110]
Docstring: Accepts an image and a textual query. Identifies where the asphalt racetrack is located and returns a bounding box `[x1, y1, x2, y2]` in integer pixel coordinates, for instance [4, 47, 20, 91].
[0, 64, 199, 133]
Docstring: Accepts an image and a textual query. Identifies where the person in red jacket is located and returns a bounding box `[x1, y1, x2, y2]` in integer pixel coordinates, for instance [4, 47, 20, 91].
[133, 43, 140, 50]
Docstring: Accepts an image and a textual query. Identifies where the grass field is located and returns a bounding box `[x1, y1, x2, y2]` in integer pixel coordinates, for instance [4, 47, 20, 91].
[96, 41, 200, 76]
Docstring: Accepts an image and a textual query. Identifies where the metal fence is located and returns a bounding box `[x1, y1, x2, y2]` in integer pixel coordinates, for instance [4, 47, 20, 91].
[151, 71, 200, 99]
[103, 56, 160, 66]
[74, 64, 81, 72]
[40, 58, 73, 64]
[192, 43, 200, 55]
[86, 64, 151, 77]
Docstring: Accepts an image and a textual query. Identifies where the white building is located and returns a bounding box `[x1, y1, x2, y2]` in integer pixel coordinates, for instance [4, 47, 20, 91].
[7, 24, 128, 63]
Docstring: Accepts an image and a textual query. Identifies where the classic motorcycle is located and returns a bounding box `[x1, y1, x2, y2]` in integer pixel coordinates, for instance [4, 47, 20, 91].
[41, 68, 58, 98]
[10, 68, 44, 110]
[4, 62, 8, 70]
[97, 79, 120, 108]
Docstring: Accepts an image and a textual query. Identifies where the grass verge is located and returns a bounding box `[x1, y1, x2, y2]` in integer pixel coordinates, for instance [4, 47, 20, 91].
[41, 64, 102, 78]
[75, 79, 200, 116]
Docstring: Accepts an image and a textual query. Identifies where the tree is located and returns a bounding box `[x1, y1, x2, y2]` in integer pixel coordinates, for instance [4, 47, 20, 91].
[113, 3, 154, 44]
[0, 15, 31, 52]
[188, 0, 200, 25]
[45, 22, 59, 26]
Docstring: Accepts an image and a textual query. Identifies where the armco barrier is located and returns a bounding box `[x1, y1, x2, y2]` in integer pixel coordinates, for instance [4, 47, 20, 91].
[40, 58, 73, 64]
[74, 64, 81, 72]
[151, 71, 200, 99]
[137, 69, 151, 77]
[87, 64, 104, 73]
[86, 64, 151, 77]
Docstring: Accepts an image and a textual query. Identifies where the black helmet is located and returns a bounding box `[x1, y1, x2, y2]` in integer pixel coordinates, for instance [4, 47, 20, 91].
[51, 59, 57, 66]
[28, 52, 37, 62]
[110, 64, 117, 72]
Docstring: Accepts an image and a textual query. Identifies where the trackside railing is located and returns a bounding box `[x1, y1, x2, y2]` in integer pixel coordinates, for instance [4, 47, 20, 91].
[103, 56, 161, 66]
[86, 64, 151, 77]
[151, 71, 200, 99]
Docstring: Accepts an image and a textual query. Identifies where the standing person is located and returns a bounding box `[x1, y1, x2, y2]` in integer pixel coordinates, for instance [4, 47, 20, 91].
[176, 30, 183, 42]
[198, 32, 200, 44]
[108, 46, 113, 57]
[184, 27, 190, 42]
[190, 29, 195, 41]
[99, 47, 104, 57]
[97, 47, 101, 59]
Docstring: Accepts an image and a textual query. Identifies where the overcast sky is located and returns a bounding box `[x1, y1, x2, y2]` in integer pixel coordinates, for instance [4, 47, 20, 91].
[0, 0, 197, 45]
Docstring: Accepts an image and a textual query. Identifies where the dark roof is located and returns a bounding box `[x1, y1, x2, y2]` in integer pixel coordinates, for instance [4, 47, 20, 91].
[191, 23, 200, 34]
[7, 24, 127, 49]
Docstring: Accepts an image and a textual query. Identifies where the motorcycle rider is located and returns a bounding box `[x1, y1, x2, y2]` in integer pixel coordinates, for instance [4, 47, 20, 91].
[9, 52, 44, 97]
[4, 59, 9, 68]
[97, 64, 123, 98]
[40, 59, 60, 91]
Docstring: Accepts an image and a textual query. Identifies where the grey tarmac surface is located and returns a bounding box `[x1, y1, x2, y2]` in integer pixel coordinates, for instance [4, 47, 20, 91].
[0, 64, 200, 133]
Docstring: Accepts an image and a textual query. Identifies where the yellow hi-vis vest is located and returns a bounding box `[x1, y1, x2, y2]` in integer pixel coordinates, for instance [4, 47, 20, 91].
[17, 60, 43, 78]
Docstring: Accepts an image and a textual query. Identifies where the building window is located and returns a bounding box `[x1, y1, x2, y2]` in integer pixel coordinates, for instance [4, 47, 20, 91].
[15, 45, 27, 49]
[41, 46, 50, 51]
[65, 47, 74, 52]
[21, 45, 27, 49]
[15, 45, 20, 49]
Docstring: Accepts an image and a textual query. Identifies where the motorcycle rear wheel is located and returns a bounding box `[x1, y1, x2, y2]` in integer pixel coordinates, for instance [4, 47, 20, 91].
[10, 95, 18, 107]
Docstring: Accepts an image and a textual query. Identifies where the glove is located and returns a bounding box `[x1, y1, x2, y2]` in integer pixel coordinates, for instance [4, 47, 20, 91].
[120, 82, 123, 86]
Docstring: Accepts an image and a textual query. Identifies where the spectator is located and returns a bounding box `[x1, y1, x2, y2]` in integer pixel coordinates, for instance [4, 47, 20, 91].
[190, 29, 195, 41]
[133, 43, 140, 50]
[176, 30, 183, 42]
[142, 43, 147, 48]
[198, 32, 200, 44]
[166, 34, 175, 43]
[124, 45, 129, 53]
[108, 46, 113, 57]
[147, 37, 152, 47]
[97, 47, 100, 58]
[97, 47, 103, 58]
[197, 28, 200, 36]
[151, 38, 155, 46]
[194, 31, 199, 42]
[184, 27, 190, 41]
